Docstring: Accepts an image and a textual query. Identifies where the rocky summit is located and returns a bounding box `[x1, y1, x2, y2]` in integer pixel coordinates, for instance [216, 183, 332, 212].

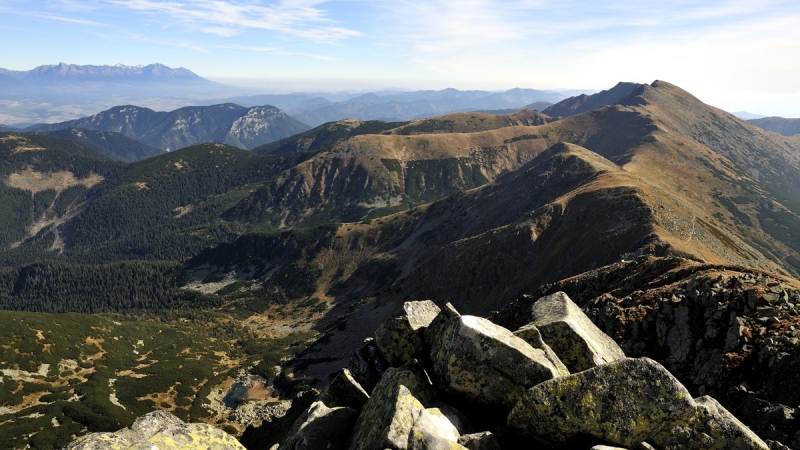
[246, 292, 768, 449]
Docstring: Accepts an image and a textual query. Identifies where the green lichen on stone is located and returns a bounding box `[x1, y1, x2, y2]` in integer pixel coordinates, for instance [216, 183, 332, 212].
[508, 357, 694, 447]
[653, 396, 768, 450]
[63, 412, 245, 450]
[430, 315, 567, 407]
[375, 301, 441, 367]
[348, 362, 434, 450]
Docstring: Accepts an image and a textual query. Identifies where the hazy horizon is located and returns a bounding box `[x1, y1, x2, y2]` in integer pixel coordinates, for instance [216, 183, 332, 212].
[2, 1, 799, 118]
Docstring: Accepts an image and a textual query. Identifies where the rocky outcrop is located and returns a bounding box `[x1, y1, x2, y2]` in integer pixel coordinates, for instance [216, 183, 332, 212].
[63, 410, 246, 450]
[276, 401, 358, 450]
[374, 300, 441, 366]
[429, 315, 568, 407]
[271, 293, 769, 449]
[348, 361, 435, 450]
[522, 260, 800, 448]
[528, 291, 626, 372]
[508, 357, 695, 447]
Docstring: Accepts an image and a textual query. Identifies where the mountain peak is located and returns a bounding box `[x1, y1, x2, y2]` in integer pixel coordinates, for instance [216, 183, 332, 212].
[543, 82, 645, 117]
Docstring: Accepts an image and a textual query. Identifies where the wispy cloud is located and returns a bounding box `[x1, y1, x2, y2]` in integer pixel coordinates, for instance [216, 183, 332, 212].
[106, 0, 362, 41]
[0, 6, 108, 26]
[129, 34, 210, 53]
[215, 43, 336, 60]
[375, 0, 800, 83]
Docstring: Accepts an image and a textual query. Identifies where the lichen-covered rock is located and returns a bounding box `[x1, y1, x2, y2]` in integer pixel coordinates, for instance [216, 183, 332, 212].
[375, 300, 442, 366]
[319, 368, 370, 410]
[406, 407, 464, 450]
[424, 302, 461, 347]
[530, 291, 625, 372]
[348, 337, 390, 393]
[348, 361, 435, 450]
[508, 357, 694, 448]
[62, 434, 130, 450]
[63, 411, 245, 450]
[513, 323, 569, 375]
[457, 431, 501, 450]
[430, 315, 568, 407]
[655, 396, 768, 450]
[277, 401, 359, 450]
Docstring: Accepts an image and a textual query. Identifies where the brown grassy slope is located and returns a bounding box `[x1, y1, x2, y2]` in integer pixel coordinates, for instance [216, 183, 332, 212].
[347, 141, 787, 314]
[387, 109, 551, 135]
[287, 81, 800, 382]
[604, 81, 800, 274]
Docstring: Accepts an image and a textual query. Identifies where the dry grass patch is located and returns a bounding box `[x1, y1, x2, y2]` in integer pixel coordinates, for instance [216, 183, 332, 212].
[0, 135, 45, 153]
[4, 168, 103, 194]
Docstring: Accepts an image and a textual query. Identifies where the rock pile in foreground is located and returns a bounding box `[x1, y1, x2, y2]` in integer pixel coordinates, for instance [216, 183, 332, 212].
[270, 292, 769, 450]
[63, 410, 246, 450]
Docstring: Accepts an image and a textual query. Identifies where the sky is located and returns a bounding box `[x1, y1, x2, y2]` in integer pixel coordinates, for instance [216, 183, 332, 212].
[2, 0, 800, 116]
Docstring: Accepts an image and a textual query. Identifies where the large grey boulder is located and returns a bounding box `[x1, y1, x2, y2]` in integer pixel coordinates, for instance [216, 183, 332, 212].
[319, 368, 370, 410]
[654, 396, 769, 450]
[530, 291, 626, 372]
[423, 302, 461, 346]
[348, 361, 435, 450]
[513, 323, 569, 375]
[277, 401, 359, 450]
[375, 300, 442, 366]
[430, 315, 568, 407]
[508, 357, 694, 448]
[63, 410, 245, 450]
[406, 407, 465, 450]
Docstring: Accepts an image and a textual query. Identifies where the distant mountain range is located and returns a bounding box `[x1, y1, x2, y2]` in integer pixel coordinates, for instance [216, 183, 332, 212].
[26, 104, 310, 151]
[0, 63, 237, 126]
[748, 116, 800, 136]
[0, 63, 209, 86]
[214, 88, 568, 126]
[0, 64, 579, 126]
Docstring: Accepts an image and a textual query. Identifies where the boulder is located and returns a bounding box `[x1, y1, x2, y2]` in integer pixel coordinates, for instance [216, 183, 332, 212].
[348, 361, 435, 450]
[424, 302, 461, 346]
[654, 396, 769, 450]
[513, 324, 569, 374]
[508, 357, 694, 448]
[375, 300, 442, 366]
[430, 315, 568, 407]
[63, 411, 245, 450]
[277, 401, 359, 450]
[406, 407, 464, 450]
[530, 291, 625, 372]
[457, 431, 501, 450]
[348, 337, 390, 393]
[319, 368, 370, 410]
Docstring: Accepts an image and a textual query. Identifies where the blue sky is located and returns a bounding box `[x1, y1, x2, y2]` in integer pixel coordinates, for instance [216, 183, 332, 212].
[2, 0, 800, 116]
